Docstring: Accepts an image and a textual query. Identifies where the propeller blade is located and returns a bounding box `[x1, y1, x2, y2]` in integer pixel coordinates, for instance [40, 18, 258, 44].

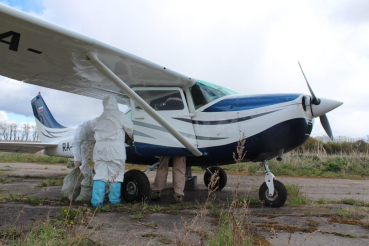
[320, 114, 333, 140]
[298, 61, 320, 105]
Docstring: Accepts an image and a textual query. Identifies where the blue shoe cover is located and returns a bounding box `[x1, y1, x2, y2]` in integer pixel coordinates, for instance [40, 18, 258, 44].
[109, 182, 121, 205]
[91, 180, 106, 207]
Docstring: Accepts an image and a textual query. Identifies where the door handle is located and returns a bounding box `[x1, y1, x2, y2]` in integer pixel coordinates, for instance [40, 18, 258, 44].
[134, 117, 145, 120]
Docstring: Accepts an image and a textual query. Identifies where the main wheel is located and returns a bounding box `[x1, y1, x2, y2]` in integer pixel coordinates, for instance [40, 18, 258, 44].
[122, 169, 150, 203]
[259, 180, 287, 208]
[203, 167, 227, 191]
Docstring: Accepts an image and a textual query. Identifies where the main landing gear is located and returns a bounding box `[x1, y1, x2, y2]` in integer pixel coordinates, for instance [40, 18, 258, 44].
[203, 167, 227, 191]
[121, 162, 160, 203]
[258, 160, 287, 208]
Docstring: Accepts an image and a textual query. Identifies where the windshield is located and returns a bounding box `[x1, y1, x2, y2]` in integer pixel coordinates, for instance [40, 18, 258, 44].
[190, 80, 240, 110]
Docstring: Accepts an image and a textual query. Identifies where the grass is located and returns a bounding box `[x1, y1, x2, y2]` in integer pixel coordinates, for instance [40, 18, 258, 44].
[158, 236, 173, 244]
[193, 151, 369, 179]
[334, 206, 369, 220]
[0, 152, 69, 164]
[0, 192, 52, 205]
[285, 184, 311, 206]
[315, 198, 369, 207]
[36, 179, 63, 188]
[208, 212, 253, 246]
[0, 177, 18, 184]
[0, 223, 94, 245]
[0, 206, 96, 245]
[247, 152, 369, 178]
[130, 212, 144, 220]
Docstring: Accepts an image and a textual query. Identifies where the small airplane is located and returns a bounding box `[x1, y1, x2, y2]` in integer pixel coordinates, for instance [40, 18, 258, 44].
[0, 4, 342, 207]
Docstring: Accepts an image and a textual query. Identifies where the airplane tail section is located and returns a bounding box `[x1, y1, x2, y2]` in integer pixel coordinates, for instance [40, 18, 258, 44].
[31, 93, 74, 143]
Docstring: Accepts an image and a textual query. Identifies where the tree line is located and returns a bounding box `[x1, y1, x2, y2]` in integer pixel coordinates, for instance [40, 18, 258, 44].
[0, 122, 39, 141]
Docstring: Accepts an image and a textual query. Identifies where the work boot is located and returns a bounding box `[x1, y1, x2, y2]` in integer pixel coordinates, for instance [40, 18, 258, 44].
[150, 191, 161, 201]
[174, 195, 183, 203]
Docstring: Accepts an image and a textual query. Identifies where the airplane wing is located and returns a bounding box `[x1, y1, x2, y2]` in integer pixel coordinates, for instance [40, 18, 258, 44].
[0, 4, 195, 106]
[0, 4, 202, 156]
[0, 142, 58, 154]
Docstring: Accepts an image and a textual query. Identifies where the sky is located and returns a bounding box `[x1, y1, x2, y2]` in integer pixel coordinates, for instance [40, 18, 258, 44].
[0, 0, 368, 139]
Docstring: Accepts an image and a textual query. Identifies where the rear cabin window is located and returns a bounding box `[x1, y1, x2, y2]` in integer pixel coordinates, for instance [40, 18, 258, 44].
[190, 80, 239, 110]
[135, 90, 184, 111]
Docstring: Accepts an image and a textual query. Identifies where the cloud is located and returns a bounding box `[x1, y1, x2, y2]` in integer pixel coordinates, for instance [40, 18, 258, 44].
[0, 111, 9, 122]
[0, 0, 368, 137]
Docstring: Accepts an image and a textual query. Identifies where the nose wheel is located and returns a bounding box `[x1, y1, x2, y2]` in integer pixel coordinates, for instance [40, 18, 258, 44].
[259, 179, 287, 207]
[258, 161, 287, 207]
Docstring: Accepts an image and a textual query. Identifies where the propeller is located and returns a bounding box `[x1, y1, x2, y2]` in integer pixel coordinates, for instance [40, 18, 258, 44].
[298, 61, 343, 141]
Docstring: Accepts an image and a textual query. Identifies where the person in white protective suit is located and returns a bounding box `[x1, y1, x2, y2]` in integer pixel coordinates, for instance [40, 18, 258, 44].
[91, 96, 133, 207]
[73, 118, 97, 178]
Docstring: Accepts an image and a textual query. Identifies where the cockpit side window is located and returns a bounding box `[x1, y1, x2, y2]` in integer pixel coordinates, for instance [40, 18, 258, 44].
[134, 90, 184, 111]
[190, 80, 239, 110]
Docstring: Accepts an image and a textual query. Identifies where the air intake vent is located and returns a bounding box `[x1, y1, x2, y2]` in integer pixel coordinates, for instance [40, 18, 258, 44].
[306, 122, 313, 135]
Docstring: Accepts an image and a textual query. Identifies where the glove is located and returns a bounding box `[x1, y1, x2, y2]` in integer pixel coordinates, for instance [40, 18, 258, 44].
[74, 161, 82, 168]
[125, 133, 134, 146]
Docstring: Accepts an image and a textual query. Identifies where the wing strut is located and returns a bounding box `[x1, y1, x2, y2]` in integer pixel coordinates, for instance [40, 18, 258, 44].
[85, 51, 202, 157]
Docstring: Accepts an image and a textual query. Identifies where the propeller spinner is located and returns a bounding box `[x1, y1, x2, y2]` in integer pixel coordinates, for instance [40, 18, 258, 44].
[298, 61, 343, 140]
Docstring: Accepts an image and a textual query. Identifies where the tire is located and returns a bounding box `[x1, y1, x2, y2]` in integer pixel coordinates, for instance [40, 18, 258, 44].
[259, 180, 287, 208]
[203, 167, 227, 191]
[122, 169, 150, 203]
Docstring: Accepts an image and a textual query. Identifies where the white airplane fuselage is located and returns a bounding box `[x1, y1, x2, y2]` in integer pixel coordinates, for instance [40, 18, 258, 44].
[34, 92, 317, 166]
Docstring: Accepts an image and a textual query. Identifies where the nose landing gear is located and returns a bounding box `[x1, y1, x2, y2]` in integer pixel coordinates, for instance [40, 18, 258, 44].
[258, 161, 287, 207]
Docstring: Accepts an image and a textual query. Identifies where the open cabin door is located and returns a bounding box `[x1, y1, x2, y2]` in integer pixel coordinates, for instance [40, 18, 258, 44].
[131, 87, 197, 156]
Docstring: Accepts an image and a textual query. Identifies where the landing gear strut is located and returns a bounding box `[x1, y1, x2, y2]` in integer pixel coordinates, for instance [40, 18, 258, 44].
[258, 161, 287, 207]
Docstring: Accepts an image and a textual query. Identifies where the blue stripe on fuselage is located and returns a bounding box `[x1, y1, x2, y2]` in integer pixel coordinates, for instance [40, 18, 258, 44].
[203, 94, 300, 112]
[131, 118, 309, 165]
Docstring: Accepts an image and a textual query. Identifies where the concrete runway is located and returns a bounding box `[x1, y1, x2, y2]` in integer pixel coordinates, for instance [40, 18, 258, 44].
[1, 162, 369, 245]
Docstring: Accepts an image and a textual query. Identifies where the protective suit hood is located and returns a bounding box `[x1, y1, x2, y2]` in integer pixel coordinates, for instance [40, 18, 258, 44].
[103, 96, 118, 111]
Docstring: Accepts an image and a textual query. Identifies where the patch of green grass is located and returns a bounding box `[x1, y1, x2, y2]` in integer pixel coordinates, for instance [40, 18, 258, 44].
[0, 177, 11, 184]
[236, 197, 262, 207]
[158, 236, 173, 244]
[149, 204, 161, 212]
[96, 205, 111, 212]
[246, 152, 369, 178]
[55, 206, 90, 227]
[208, 213, 253, 246]
[306, 219, 319, 228]
[9, 174, 48, 179]
[35, 179, 63, 188]
[315, 198, 369, 207]
[285, 184, 311, 206]
[334, 207, 369, 220]
[346, 234, 359, 238]
[0, 152, 68, 164]
[130, 212, 144, 220]
[0, 193, 50, 205]
[141, 232, 158, 237]
[0, 193, 23, 203]
[0, 223, 94, 245]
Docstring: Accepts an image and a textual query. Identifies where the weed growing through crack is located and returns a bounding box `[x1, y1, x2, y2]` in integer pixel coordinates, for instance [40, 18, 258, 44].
[35, 179, 63, 188]
[285, 184, 311, 206]
[0, 177, 11, 184]
[176, 135, 254, 245]
[131, 212, 144, 220]
[334, 206, 369, 220]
